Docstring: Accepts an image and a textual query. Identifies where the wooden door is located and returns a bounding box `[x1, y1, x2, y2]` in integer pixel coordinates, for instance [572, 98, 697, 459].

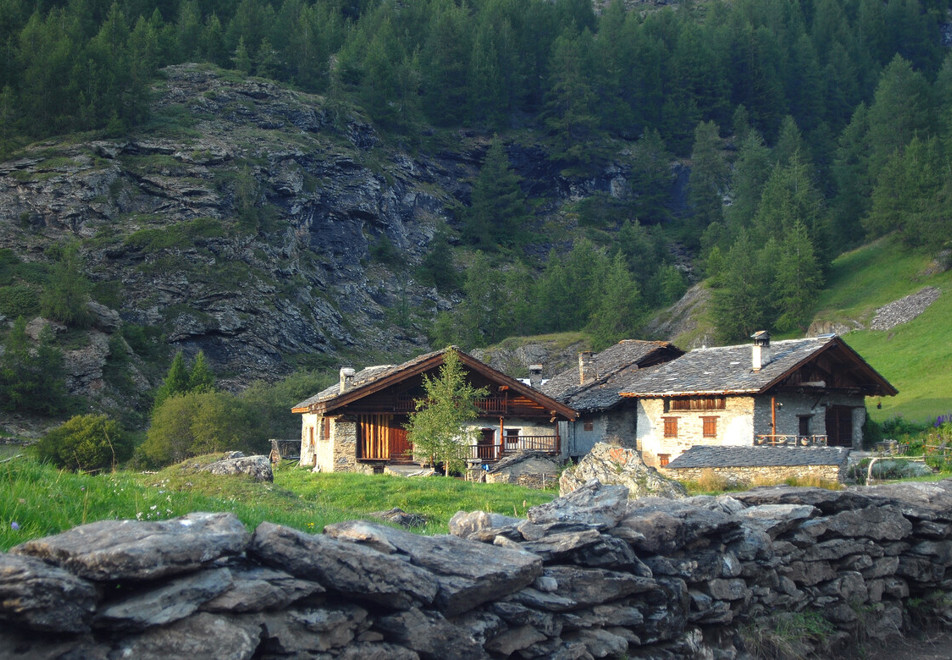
[389, 426, 412, 463]
[477, 428, 496, 460]
[825, 406, 854, 447]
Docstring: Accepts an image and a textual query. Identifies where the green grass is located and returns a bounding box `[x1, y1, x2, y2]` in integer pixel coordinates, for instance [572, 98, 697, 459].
[811, 236, 952, 423]
[0, 454, 555, 551]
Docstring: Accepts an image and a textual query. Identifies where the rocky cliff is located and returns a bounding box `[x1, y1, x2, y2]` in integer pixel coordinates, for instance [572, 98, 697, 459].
[0, 63, 642, 407]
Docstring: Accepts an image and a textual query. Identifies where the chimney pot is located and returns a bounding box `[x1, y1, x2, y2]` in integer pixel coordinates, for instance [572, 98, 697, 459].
[750, 331, 771, 371]
[339, 367, 356, 393]
[528, 364, 543, 389]
[579, 351, 596, 385]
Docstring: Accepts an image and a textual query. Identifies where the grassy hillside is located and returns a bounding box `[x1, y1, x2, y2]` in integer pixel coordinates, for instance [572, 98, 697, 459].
[812, 237, 952, 423]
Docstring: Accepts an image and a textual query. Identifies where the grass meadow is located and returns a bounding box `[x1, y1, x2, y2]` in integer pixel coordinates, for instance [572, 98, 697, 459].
[0, 453, 556, 551]
[812, 236, 952, 424]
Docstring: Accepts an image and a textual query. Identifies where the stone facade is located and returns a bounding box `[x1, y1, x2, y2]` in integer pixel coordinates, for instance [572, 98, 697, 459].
[299, 414, 360, 473]
[751, 391, 866, 449]
[558, 407, 638, 459]
[637, 396, 755, 467]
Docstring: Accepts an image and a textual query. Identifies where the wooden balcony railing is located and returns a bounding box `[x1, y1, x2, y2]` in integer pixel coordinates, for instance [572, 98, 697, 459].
[754, 434, 828, 447]
[462, 435, 560, 463]
[388, 396, 510, 414]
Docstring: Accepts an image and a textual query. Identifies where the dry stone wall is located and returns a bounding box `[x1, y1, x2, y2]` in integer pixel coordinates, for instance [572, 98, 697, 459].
[5, 480, 952, 658]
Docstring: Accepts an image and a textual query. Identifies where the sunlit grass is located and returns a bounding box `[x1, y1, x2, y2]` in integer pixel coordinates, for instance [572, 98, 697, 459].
[1, 454, 555, 551]
[811, 235, 952, 423]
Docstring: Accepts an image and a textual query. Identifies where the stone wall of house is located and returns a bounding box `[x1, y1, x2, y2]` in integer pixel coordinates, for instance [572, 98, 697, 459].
[637, 397, 755, 467]
[660, 463, 844, 487]
[563, 408, 639, 460]
[7, 480, 952, 658]
[328, 418, 359, 472]
[752, 392, 867, 448]
[299, 412, 316, 467]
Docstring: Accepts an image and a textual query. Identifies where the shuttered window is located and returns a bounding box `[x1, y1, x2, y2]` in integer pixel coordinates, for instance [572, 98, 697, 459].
[663, 417, 678, 438]
[702, 416, 717, 437]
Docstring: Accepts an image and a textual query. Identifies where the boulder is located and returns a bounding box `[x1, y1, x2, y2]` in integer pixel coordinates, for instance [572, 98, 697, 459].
[12, 512, 250, 581]
[559, 443, 686, 499]
[529, 479, 630, 530]
[376, 608, 488, 660]
[199, 454, 273, 483]
[449, 510, 523, 542]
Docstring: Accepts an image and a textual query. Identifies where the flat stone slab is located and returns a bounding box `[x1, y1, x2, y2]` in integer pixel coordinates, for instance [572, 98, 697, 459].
[12, 512, 250, 581]
[0, 553, 97, 633]
[323, 520, 542, 616]
[249, 522, 439, 611]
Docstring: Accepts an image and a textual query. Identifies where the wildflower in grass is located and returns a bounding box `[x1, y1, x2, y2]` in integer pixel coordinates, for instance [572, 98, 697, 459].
[11, 521, 19, 530]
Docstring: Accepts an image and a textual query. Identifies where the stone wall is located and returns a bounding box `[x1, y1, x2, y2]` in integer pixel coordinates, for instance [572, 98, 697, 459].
[6, 480, 952, 658]
[661, 464, 843, 487]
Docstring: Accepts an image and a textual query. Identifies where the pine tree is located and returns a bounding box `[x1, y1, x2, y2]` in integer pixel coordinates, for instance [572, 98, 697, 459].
[188, 350, 215, 392]
[687, 120, 728, 238]
[464, 138, 526, 250]
[586, 253, 643, 350]
[775, 220, 821, 332]
[40, 242, 91, 328]
[153, 350, 190, 410]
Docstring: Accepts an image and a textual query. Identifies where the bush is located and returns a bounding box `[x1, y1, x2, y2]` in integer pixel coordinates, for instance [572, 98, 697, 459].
[0, 284, 40, 318]
[139, 390, 260, 467]
[34, 414, 132, 472]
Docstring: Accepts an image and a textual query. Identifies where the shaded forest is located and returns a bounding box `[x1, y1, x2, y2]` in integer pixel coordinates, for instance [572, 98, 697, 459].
[2, 0, 952, 351]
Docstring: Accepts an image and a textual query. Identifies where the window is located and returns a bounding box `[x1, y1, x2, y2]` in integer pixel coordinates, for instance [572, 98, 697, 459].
[505, 428, 520, 447]
[663, 417, 678, 438]
[321, 417, 330, 440]
[583, 420, 594, 432]
[658, 454, 670, 467]
[666, 397, 726, 412]
[702, 416, 717, 437]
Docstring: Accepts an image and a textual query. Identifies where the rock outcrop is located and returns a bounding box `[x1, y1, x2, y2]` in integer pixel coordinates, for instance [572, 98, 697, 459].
[198, 453, 274, 483]
[8, 480, 952, 657]
[560, 442, 687, 499]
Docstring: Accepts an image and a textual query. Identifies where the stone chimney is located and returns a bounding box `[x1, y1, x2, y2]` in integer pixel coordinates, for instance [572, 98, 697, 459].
[339, 367, 356, 394]
[579, 351, 596, 385]
[528, 364, 543, 389]
[751, 331, 771, 372]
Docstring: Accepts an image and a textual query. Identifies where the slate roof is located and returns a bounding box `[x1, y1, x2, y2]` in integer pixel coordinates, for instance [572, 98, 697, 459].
[292, 347, 577, 419]
[619, 335, 896, 397]
[540, 340, 683, 413]
[665, 445, 851, 469]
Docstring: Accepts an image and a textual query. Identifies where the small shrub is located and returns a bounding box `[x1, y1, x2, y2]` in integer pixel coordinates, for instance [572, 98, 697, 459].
[740, 610, 835, 659]
[34, 414, 133, 472]
[696, 468, 730, 492]
[0, 284, 40, 318]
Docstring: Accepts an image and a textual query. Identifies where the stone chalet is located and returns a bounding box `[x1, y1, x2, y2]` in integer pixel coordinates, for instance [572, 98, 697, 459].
[541, 340, 683, 459]
[292, 347, 577, 473]
[619, 332, 898, 468]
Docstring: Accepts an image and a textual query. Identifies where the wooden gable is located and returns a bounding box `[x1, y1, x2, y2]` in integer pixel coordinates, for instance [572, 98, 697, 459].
[767, 338, 897, 396]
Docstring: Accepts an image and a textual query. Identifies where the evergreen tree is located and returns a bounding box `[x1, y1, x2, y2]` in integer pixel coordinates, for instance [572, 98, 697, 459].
[464, 138, 526, 250]
[686, 121, 728, 240]
[544, 29, 602, 169]
[628, 129, 674, 223]
[586, 253, 643, 350]
[775, 220, 822, 332]
[0, 319, 67, 415]
[832, 103, 872, 248]
[867, 55, 935, 179]
[153, 350, 190, 410]
[40, 242, 91, 328]
[404, 349, 488, 476]
[711, 231, 773, 342]
[188, 350, 215, 392]
[724, 130, 771, 240]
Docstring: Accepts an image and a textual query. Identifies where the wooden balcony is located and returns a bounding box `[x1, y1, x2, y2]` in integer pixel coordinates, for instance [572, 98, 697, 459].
[463, 435, 560, 463]
[382, 395, 511, 414]
[754, 434, 828, 447]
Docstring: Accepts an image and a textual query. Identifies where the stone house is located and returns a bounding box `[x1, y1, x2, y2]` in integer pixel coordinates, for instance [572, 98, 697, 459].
[619, 332, 898, 468]
[292, 347, 577, 473]
[540, 340, 684, 459]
